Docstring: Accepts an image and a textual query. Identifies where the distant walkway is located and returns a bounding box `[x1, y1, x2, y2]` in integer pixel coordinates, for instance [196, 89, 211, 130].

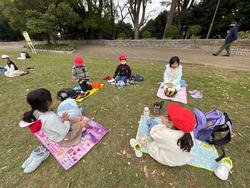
[76, 45, 250, 71]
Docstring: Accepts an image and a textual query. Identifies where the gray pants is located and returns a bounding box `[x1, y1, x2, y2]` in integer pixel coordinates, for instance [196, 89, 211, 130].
[214, 43, 231, 55]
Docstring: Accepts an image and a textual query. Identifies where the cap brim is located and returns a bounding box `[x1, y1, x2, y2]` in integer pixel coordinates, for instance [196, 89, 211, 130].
[19, 120, 33, 128]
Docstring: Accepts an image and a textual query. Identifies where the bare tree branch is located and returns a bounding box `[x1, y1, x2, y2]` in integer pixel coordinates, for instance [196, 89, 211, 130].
[116, 1, 129, 22]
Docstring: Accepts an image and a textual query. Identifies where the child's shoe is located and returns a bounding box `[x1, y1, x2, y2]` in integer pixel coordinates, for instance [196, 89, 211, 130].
[22, 146, 46, 169]
[24, 151, 50, 173]
[214, 157, 233, 180]
[129, 138, 143, 158]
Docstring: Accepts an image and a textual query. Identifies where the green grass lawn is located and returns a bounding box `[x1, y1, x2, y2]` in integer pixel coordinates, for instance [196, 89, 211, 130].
[0, 51, 249, 188]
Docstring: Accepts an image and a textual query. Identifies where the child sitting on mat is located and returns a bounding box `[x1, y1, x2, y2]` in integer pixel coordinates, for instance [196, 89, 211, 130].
[114, 55, 132, 83]
[72, 56, 92, 92]
[148, 103, 195, 166]
[22, 88, 88, 147]
[1, 54, 29, 77]
[162, 56, 182, 97]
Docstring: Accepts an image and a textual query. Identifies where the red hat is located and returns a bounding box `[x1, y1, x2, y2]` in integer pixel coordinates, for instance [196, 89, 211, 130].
[167, 103, 196, 133]
[74, 56, 84, 66]
[19, 120, 42, 134]
[119, 55, 126, 61]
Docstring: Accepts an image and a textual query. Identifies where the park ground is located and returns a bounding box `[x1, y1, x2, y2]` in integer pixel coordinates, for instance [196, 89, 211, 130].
[0, 50, 249, 187]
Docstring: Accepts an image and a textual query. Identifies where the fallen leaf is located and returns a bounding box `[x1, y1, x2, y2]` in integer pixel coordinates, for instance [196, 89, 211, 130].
[143, 165, 149, 178]
[238, 132, 243, 137]
[128, 162, 131, 165]
[7, 148, 13, 153]
[67, 182, 71, 188]
[82, 159, 86, 163]
[161, 172, 165, 177]
[151, 170, 156, 176]
[0, 166, 7, 170]
[127, 153, 132, 159]
[116, 152, 122, 156]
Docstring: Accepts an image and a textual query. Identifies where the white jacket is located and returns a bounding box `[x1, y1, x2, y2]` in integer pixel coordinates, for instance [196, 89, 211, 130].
[4, 64, 15, 73]
[149, 124, 194, 166]
[34, 110, 70, 142]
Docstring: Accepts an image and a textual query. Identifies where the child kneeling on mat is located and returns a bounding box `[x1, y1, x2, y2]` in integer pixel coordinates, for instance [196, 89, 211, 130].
[1, 54, 29, 77]
[162, 56, 182, 97]
[148, 103, 195, 166]
[72, 56, 92, 92]
[22, 88, 88, 147]
[114, 55, 132, 83]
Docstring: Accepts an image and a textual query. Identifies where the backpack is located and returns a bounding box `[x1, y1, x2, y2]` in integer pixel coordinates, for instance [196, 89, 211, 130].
[57, 88, 77, 101]
[193, 108, 233, 161]
[21, 51, 31, 58]
[132, 74, 144, 82]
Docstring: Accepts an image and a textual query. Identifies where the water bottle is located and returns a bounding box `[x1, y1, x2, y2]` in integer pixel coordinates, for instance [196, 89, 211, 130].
[143, 107, 150, 121]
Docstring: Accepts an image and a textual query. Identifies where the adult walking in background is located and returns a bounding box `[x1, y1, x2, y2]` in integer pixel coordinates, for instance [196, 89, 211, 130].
[213, 23, 238, 57]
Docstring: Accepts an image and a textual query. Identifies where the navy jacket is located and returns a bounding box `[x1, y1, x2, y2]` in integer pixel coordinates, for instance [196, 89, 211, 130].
[225, 26, 238, 44]
[114, 64, 132, 78]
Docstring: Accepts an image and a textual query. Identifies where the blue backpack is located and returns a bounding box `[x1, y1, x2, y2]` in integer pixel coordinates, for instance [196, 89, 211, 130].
[193, 108, 233, 161]
[194, 108, 233, 145]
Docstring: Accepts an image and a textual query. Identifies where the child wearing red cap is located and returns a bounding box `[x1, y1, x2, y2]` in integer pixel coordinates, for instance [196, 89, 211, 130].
[148, 103, 196, 166]
[114, 55, 132, 83]
[72, 56, 92, 91]
[72, 56, 89, 81]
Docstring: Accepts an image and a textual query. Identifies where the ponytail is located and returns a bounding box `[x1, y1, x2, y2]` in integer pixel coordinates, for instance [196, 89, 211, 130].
[23, 110, 36, 123]
[23, 88, 52, 123]
[177, 133, 194, 152]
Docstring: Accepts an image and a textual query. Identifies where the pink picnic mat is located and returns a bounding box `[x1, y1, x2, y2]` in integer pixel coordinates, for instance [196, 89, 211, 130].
[34, 117, 109, 170]
[156, 83, 187, 104]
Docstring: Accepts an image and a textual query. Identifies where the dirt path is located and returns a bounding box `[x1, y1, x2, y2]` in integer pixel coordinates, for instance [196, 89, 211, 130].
[76, 45, 250, 71]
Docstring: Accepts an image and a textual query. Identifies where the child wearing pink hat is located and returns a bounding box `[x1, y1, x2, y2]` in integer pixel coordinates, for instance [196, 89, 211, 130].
[72, 56, 92, 91]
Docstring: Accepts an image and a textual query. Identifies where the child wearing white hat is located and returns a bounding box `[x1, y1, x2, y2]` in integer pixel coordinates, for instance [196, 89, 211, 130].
[1, 54, 28, 77]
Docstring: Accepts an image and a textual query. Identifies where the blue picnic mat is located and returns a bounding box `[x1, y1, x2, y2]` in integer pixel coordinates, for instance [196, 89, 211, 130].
[136, 116, 219, 171]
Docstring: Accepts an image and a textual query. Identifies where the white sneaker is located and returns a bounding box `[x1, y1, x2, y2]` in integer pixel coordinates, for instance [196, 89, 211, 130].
[129, 138, 143, 158]
[22, 146, 46, 169]
[214, 157, 233, 180]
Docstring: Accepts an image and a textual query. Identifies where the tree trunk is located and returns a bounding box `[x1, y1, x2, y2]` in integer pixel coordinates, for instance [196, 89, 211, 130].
[134, 25, 140, 39]
[163, 0, 177, 39]
[110, 0, 115, 39]
[129, 0, 148, 40]
[46, 33, 51, 45]
[206, 0, 221, 39]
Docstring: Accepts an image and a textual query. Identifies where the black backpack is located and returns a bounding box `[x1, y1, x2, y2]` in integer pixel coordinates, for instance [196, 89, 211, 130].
[57, 88, 77, 101]
[132, 74, 144, 82]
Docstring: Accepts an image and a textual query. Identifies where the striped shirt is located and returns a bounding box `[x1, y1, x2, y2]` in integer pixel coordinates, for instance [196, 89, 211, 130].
[72, 65, 89, 81]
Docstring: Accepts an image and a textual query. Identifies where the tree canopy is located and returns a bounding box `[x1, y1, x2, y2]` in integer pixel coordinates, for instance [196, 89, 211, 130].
[0, 0, 249, 41]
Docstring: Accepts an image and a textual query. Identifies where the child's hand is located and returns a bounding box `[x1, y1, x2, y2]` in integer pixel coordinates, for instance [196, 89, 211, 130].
[62, 112, 70, 122]
[81, 119, 89, 128]
[167, 83, 174, 88]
